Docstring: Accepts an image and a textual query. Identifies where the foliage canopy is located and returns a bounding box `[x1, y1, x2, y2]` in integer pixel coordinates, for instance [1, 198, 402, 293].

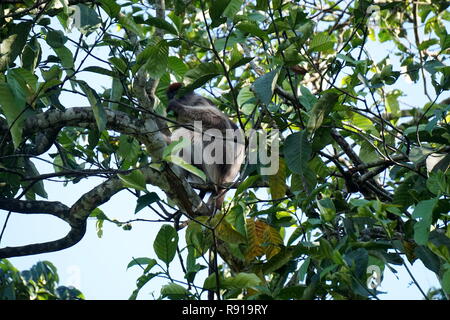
[0, 0, 450, 300]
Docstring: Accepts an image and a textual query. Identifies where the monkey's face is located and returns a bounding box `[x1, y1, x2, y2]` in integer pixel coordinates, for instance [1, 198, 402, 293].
[166, 82, 183, 99]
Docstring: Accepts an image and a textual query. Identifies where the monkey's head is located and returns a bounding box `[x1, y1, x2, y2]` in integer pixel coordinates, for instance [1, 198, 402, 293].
[166, 82, 183, 100]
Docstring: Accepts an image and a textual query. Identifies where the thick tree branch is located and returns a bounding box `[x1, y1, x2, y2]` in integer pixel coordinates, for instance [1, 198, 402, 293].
[0, 224, 86, 259]
[0, 102, 210, 258]
[0, 199, 70, 222]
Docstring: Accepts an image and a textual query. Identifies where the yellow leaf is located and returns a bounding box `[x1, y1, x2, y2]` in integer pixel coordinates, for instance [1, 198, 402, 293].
[213, 214, 246, 244]
[245, 219, 265, 261]
[263, 225, 283, 260]
[245, 219, 284, 261]
[268, 158, 287, 200]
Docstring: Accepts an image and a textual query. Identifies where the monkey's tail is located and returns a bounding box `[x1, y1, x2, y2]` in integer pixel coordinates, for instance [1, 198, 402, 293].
[207, 247, 220, 300]
[204, 188, 226, 215]
[214, 189, 226, 212]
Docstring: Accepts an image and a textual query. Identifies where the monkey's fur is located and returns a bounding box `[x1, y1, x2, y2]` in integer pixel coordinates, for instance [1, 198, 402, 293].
[165, 83, 244, 212]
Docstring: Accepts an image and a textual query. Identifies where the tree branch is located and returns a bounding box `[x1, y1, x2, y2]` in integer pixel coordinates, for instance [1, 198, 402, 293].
[0, 102, 211, 258]
[0, 199, 70, 222]
[0, 224, 86, 259]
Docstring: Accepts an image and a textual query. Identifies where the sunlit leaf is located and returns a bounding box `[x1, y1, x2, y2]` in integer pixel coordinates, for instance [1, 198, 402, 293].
[118, 170, 147, 192]
[77, 80, 107, 132]
[268, 158, 286, 200]
[252, 69, 280, 105]
[153, 225, 179, 265]
[0, 22, 32, 71]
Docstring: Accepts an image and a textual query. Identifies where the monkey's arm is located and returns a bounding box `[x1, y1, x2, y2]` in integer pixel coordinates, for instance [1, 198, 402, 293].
[168, 100, 229, 130]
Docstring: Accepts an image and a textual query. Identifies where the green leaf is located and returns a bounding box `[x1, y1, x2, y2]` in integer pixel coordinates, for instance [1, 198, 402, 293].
[222, 272, 261, 289]
[46, 30, 67, 48]
[127, 258, 157, 270]
[186, 219, 213, 254]
[233, 57, 254, 71]
[118, 15, 144, 38]
[90, 207, 108, 220]
[296, 20, 315, 44]
[212, 214, 246, 244]
[262, 248, 293, 274]
[406, 62, 421, 82]
[77, 80, 107, 132]
[317, 197, 336, 222]
[24, 159, 48, 199]
[99, 0, 121, 18]
[141, 40, 169, 78]
[153, 225, 179, 265]
[236, 174, 260, 195]
[347, 113, 374, 132]
[442, 269, 450, 295]
[237, 21, 268, 40]
[252, 69, 280, 105]
[82, 66, 115, 77]
[228, 205, 246, 237]
[284, 131, 312, 177]
[135, 192, 161, 214]
[379, 64, 400, 85]
[210, 0, 230, 26]
[229, 51, 254, 71]
[7, 68, 37, 106]
[337, 53, 358, 66]
[160, 283, 189, 299]
[306, 91, 339, 134]
[21, 38, 41, 72]
[309, 32, 335, 53]
[237, 86, 256, 115]
[75, 4, 102, 33]
[167, 56, 188, 76]
[109, 57, 128, 74]
[109, 77, 124, 110]
[129, 273, 159, 299]
[185, 247, 205, 282]
[298, 257, 311, 282]
[424, 60, 445, 75]
[292, 168, 316, 195]
[301, 274, 319, 300]
[118, 170, 147, 192]
[344, 248, 368, 278]
[386, 89, 402, 117]
[145, 17, 178, 35]
[91, 208, 106, 238]
[268, 158, 286, 199]
[117, 135, 139, 169]
[413, 198, 438, 245]
[41, 65, 62, 81]
[393, 175, 419, 208]
[183, 62, 222, 91]
[223, 0, 243, 18]
[53, 46, 75, 74]
[165, 155, 207, 182]
[414, 245, 440, 274]
[298, 86, 317, 111]
[426, 171, 445, 195]
[163, 136, 189, 159]
[359, 141, 379, 164]
[0, 22, 32, 72]
[0, 82, 27, 148]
